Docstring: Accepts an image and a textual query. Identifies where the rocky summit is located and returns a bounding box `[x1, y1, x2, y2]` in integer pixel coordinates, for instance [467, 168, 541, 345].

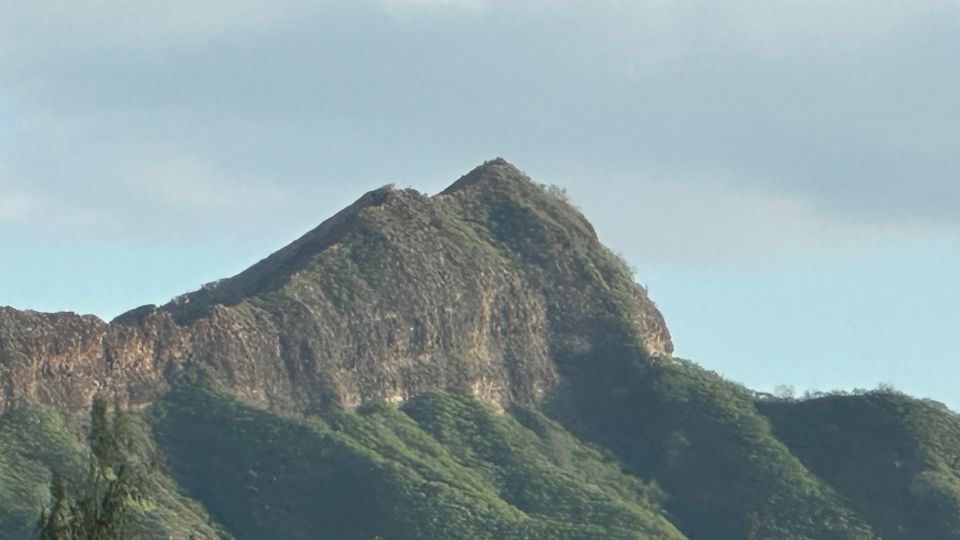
[1, 159, 670, 415]
[2, 160, 959, 539]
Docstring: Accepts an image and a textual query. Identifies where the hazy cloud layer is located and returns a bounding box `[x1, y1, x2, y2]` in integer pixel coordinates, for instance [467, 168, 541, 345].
[0, 191, 32, 223]
[1, 0, 958, 255]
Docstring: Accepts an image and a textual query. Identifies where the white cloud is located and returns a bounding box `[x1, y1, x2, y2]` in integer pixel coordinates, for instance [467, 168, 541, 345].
[1, 0, 955, 62]
[0, 0, 957, 252]
[0, 0, 321, 62]
[380, 0, 484, 9]
[0, 191, 33, 223]
[128, 153, 288, 215]
[565, 171, 942, 265]
[0, 177, 111, 231]
[503, 0, 960, 73]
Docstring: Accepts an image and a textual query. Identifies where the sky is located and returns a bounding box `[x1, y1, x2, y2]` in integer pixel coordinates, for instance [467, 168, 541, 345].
[1, 0, 958, 409]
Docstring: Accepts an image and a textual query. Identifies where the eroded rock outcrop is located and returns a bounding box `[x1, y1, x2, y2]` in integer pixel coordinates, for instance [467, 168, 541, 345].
[0, 159, 672, 414]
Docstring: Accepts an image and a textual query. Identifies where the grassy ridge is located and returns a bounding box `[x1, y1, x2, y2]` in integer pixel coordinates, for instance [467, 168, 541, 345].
[759, 391, 960, 539]
[453, 166, 876, 539]
[150, 382, 686, 540]
[550, 342, 879, 539]
[3, 373, 958, 540]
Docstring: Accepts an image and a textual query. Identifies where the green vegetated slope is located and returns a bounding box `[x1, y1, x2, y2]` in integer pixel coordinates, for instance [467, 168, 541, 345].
[150, 380, 685, 540]
[0, 407, 84, 538]
[759, 392, 960, 540]
[448, 163, 875, 539]
[5, 383, 960, 540]
[0, 404, 224, 539]
[554, 349, 880, 539]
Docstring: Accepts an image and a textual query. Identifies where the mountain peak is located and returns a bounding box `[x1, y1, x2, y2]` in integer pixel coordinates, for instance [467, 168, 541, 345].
[441, 157, 532, 196]
[132, 183, 402, 324]
[142, 159, 612, 327]
[4, 163, 960, 540]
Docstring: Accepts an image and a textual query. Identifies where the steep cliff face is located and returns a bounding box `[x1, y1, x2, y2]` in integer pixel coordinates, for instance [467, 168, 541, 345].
[0, 308, 190, 413]
[0, 159, 672, 415]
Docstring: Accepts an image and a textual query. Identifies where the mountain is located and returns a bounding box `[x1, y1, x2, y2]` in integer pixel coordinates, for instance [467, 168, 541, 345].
[1, 159, 958, 539]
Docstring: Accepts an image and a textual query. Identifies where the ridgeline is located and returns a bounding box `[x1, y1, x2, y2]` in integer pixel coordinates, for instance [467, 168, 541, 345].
[1, 160, 957, 539]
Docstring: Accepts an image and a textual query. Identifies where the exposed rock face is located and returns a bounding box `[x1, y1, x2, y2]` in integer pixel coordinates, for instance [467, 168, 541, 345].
[0, 159, 672, 414]
[0, 308, 189, 412]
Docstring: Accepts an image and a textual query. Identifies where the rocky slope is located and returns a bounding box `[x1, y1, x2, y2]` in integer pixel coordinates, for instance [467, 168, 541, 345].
[0, 159, 670, 416]
[1, 159, 957, 539]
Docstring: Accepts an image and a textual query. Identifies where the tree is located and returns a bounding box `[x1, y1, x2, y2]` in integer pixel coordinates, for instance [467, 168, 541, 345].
[744, 510, 763, 540]
[36, 475, 74, 540]
[37, 397, 149, 539]
[774, 384, 797, 400]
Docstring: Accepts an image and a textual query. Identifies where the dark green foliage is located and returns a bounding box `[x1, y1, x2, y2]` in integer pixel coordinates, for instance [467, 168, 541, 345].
[549, 343, 878, 539]
[446, 166, 873, 538]
[0, 406, 85, 539]
[0, 402, 222, 539]
[36, 475, 73, 540]
[759, 391, 960, 539]
[37, 397, 151, 539]
[402, 393, 676, 536]
[150, 382, 686, 540]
